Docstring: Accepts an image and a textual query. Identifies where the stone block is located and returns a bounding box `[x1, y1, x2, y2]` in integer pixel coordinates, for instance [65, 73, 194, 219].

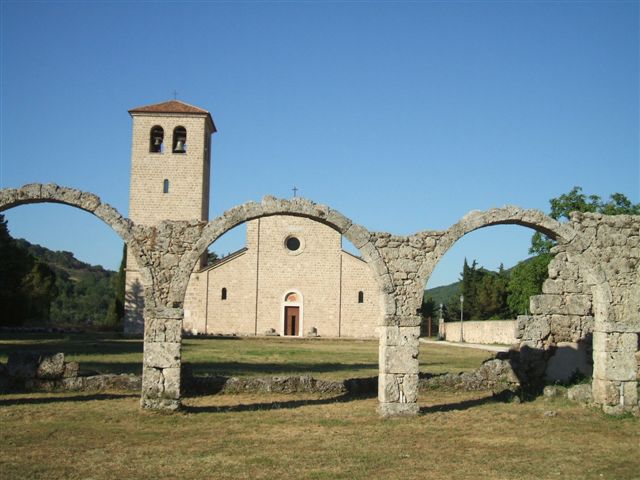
[542, 279, 563, 295]
[380, 315, 422, 327]
[622, 381, 638, 406]
[378, 373, 400, 403]
[163, 367, 181, 399]
[592, 379, 619, 405]
[379, 326, 420, 347]
[142, 367, 164, 397]
[377, 402, 419, 417]
[521, 316, 551, 344]
[530, 295, 563, 315]
[593, 350, 637, 381]
[593, 332, 638, 353]
[144, 342, 181, 369]
[145, 317, 183, 343]
[564, 294, 591, 316]
[63, 362, 79, 378]
[379, 344, 419, 374]
[140, 397, 180, 411]
[567, 384, 592, 404]
[344, 223, 370, 248]
[549, 315, 583, 343]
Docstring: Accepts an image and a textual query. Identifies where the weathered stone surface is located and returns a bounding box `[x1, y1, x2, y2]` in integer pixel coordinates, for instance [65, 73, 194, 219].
[530, 295, 563, 315]
[163, 367, 181, 399]
[380, 344, 419, 374]
[4, 186, 639, 416]
[377, 402, 420, 417]
[567, 384, 592, 404]
[144, 342, 181, 369]
[380, 326, 420, 346]
[63, 361, 79, 378]
[36, 353, 66, 379]
[593, 332, 638, 353]
[593, 350, 637, 382]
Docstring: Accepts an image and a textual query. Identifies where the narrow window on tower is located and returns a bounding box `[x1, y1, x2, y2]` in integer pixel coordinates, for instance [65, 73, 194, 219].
[173, 126, 187, 153]
[358, 291, 364, 304]
[221, 288, 227, 300]
[163, 179, 170, 194]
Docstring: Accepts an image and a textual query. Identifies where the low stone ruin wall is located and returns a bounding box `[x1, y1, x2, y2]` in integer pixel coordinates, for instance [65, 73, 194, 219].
[442, 320, 517, 345]
[0, 351, 140, 393]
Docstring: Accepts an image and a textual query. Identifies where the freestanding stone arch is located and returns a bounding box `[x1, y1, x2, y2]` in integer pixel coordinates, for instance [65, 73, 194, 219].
[1, 185, 637, 415]
[164, 196, 409, 415]
[0, 184, 154, 293]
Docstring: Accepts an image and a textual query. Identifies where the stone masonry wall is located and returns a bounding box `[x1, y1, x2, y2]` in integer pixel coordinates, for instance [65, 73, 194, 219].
[519, 213, 639, 412]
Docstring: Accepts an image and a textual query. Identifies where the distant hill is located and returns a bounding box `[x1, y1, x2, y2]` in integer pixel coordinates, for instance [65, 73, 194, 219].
[423, 281, 461, 307]
[14, 238, 119, 327]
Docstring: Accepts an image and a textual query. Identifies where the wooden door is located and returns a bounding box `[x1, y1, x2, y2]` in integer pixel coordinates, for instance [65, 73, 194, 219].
[284, 306, 299, 336]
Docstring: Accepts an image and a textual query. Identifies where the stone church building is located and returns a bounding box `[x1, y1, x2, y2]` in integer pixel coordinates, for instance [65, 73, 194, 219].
[125, 100, 380, 337]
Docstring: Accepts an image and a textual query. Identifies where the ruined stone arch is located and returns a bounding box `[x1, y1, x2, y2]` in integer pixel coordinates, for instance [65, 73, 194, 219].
[411, 206, 628, 410]
[169, 196, 395, 314]
[0, 183, 154, 298]
[415, 206, 610, 315]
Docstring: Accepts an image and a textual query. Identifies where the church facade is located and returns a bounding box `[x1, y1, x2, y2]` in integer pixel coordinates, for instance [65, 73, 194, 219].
[125, 100, 380, 338]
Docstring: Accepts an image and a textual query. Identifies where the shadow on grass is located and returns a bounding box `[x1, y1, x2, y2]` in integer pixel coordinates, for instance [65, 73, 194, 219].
[0, 333, 143, 358]
[183, 392, 375, 414]
[187, 361, 378, 377]
[419, 390, 516, 414]
[0, 393, 138, 406]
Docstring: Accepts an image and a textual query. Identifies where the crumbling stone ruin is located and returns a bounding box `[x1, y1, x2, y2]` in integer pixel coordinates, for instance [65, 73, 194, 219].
[0, 351, 140, 393]
[1, 183, 638, 416]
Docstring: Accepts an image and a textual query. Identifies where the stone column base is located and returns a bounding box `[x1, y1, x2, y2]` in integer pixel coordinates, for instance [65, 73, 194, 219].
[378, 402, 420, 417]
[140, 397, 181, 411]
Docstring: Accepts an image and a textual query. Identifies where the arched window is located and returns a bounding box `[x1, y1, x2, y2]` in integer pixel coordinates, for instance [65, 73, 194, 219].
[221, 288, 227, 300]
[150, 126, 164, 153]
[173, 126, 187, 153]
[163, 179, 170, 194]
[358, 291, 364, 304]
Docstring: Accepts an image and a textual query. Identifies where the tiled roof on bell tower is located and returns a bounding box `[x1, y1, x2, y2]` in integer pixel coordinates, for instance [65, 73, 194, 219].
[129, 100, 216, 132]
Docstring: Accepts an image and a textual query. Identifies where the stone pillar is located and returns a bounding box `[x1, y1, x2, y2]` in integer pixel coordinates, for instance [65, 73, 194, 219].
[140, 307, 184, 411]
[378, 315, 421, 417]
[592, 327, 639, 415]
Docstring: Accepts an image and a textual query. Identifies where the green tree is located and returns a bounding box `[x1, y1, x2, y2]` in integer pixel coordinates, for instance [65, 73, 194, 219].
[507, 253, 552, 316]
[530, 187, 640, 254]
[103, 245, 127, 330]
[0, 215, 33, 325]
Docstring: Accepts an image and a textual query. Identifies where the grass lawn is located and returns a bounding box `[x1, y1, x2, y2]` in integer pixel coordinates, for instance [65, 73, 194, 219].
[0, 332, 494, 379]
[0, 390, 638, 480]
[2, 333, 637, 479]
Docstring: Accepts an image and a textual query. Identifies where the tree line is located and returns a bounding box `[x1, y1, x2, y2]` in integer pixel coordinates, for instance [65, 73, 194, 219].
[0, 215, 126, 330]
[422, 187, 639, 323]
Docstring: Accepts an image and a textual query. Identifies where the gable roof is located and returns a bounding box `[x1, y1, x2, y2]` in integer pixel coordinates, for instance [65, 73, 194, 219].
[128, 100, 216, 132]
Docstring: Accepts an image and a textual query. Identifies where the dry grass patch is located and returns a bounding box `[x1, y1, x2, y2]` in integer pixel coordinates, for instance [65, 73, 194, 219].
[1, 389, 638, 480]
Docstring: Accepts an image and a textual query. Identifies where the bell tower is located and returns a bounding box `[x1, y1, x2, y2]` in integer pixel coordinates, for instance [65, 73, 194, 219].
[124, 100, 216, 334]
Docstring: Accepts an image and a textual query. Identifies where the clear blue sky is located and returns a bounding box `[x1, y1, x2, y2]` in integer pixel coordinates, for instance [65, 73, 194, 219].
[1, 1, 638, 288]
